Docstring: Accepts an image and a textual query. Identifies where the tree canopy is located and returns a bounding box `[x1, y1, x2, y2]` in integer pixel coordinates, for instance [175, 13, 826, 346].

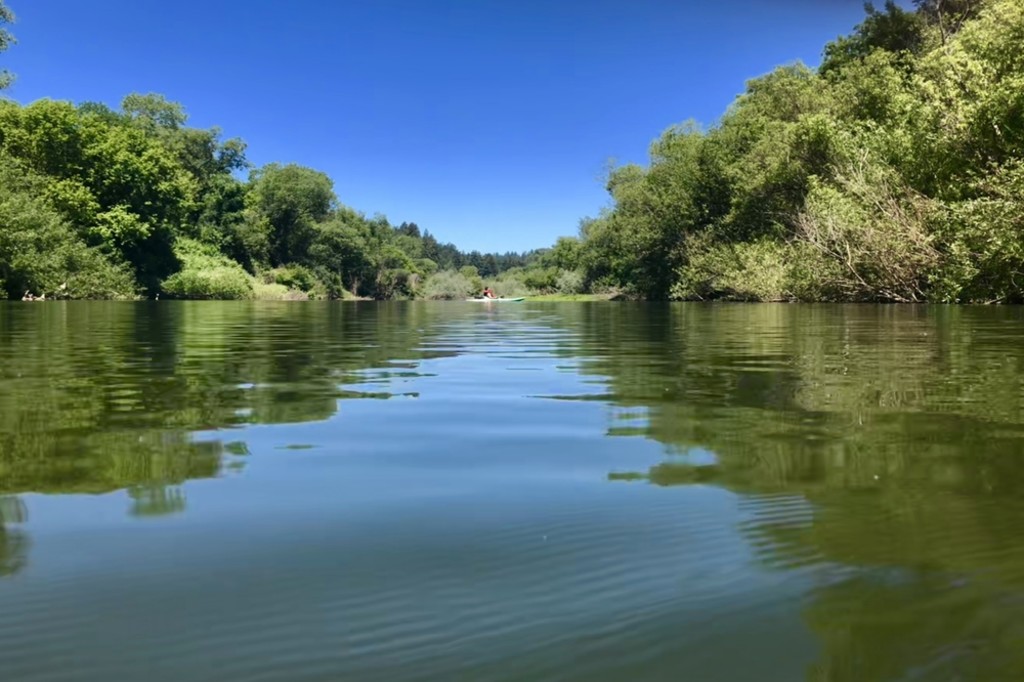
[0, 3, 545, 300]
[4, 0, 1023, 302]
[0, 1, 14, 91]
[0, 42, 534, 301]
[563, 0, 1024, 303]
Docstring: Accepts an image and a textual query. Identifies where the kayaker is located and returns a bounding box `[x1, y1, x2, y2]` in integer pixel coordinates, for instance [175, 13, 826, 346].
[482, 287, 497, 299]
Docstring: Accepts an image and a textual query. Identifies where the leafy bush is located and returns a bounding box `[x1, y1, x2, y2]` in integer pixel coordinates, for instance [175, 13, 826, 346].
[675, 157, 942, 303]
[252, 281, 309, 300]
[160, 239, 254, 299]
[0, 158, 138, 299]
[523, 267, 560, 292]
[930, 161, 1024, 303]
[271, 264, 318, 292]
[794, 161, 939, 302]
[486, 274, 530, 298]
[555, 269, 586, 295]
[456, 265, 483, 293]
[262, 264, 325, 299]
[423, 269, 475, 300]
[309, 268, 347, 299]
[674, 237, 796, 301]
[55, 248, 140, 300]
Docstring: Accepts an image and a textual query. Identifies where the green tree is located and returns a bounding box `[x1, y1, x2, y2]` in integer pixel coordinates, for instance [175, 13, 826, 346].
[246, 163, 335, 266]
[118, 93, 251, 255]
[914, 0, 984, 42]
[0, 1, 14, 91]
[539, 236, 582, 271]
[0, 154, 138, 299]
[308, 211, 373, 296]
[564, 0, 1024, 304]
[820, 1, 927, 75]
[121, 92, 187, 130]
[0, 99, 196, 291]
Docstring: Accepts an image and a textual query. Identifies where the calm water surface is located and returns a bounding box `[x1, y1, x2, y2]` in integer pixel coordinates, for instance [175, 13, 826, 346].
[2, 302, 1024, 681]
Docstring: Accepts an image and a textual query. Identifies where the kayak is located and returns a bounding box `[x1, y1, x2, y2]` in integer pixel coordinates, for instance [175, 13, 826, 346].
[465, 297, 526, 302]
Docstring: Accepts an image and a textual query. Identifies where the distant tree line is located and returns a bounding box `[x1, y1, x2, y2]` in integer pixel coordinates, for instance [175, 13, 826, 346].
[0, 1, 542, 300]
[6, 1, 1018, 302]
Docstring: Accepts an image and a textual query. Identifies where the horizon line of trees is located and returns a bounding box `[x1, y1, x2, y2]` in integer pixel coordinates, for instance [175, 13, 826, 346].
[7, 1, 1021, 303]
[0, 1, 544, 301]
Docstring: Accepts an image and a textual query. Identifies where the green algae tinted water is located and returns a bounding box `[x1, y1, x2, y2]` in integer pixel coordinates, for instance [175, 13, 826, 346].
[2, 301, 1023, 682]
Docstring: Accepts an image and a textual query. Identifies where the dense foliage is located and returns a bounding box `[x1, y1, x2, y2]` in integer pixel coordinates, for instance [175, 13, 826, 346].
[0, 1, 12, 91]
[4, 1, 1021, 302]
[0, 90, 535, 300]
[564, 0, 1024, 302]
[0, 1, 538, 300]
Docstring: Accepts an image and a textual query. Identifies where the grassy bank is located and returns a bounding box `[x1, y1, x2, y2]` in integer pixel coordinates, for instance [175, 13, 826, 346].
[524, 293, 616, 302]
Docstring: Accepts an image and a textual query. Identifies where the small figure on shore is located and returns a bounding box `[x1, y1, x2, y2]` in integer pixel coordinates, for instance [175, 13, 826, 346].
[21, 291, 34, 301]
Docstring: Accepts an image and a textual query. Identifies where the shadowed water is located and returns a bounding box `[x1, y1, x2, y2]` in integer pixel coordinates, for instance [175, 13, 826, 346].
[1, 301, 1023, 681]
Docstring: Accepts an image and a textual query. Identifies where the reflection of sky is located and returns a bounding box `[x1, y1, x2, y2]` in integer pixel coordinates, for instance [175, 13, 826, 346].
[670, 447, 719, 467]
[4, 344, 819, 681]
[13, 462, 816, 681]
[7, 303, 1024, 679]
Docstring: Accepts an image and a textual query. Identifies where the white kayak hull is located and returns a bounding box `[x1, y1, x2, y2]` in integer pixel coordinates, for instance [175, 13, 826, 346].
[465, 297, 526, 302]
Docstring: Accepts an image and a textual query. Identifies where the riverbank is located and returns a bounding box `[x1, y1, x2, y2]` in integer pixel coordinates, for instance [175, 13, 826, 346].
[522, 293, 617, 302]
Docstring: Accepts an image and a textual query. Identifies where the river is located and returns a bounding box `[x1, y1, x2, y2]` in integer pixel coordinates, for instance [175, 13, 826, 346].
[1, 301, 1023, 681]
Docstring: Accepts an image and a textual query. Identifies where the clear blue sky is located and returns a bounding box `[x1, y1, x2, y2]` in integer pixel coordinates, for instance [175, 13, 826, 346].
[5, 1, 884, 253]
